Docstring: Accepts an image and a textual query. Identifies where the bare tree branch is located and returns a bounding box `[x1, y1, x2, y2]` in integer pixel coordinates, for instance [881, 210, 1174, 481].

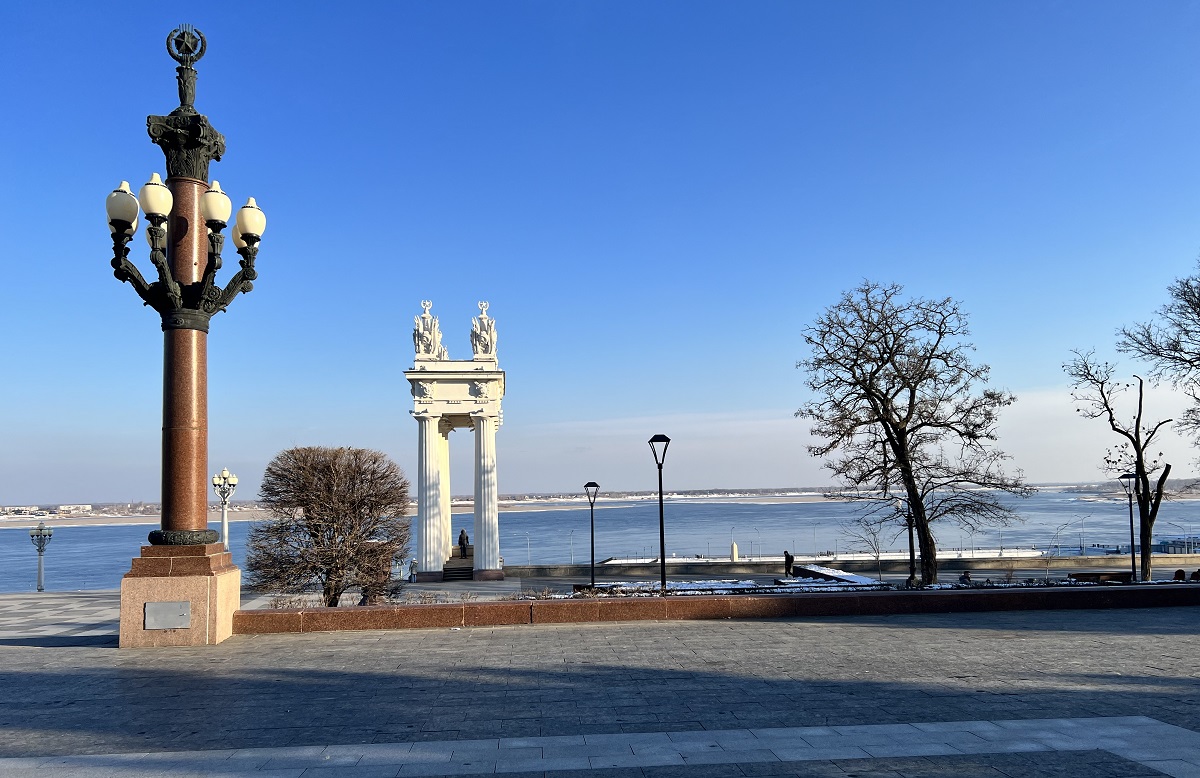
[1063, 351, 1172, 580]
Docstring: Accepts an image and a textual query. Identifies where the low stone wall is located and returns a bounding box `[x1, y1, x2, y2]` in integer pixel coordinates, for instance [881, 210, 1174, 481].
[232, 583, 1200, 635]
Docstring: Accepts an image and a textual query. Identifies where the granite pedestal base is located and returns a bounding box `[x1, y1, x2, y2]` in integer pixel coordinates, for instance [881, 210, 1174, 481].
[473, 569, 504, 581]
[414, 571, 443, 583]
[119, 543, 240, 648]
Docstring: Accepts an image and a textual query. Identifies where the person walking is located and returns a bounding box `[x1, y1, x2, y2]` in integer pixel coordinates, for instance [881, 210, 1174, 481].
[783, 549, 794, 577]
[458, 528, 470, 559]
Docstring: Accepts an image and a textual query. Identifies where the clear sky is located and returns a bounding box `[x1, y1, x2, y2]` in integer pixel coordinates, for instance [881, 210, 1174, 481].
[3, 1, 1200, 503]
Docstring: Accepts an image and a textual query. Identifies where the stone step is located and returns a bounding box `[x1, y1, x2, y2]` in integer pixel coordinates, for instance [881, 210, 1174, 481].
[441, 566, 474, 581]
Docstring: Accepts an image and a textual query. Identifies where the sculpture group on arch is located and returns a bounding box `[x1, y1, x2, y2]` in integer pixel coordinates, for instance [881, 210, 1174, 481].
[405, 301, 505, 581]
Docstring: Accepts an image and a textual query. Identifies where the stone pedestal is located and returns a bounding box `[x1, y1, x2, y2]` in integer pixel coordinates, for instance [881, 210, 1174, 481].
[119, 543, 240, 648]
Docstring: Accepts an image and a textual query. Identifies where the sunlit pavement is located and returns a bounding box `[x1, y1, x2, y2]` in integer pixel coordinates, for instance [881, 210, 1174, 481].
[1, 590, 1199, 777]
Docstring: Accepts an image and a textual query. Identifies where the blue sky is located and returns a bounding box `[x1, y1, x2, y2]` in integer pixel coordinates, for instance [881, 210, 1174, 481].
[4, 1, 1200, 503]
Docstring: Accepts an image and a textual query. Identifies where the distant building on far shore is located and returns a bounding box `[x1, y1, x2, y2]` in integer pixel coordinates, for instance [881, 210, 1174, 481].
[55, 504, 93, 514]
[1, 506, 42, 515]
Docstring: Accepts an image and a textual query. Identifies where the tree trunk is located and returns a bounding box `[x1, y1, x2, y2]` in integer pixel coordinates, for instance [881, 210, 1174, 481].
[916, 517, 938, 584]
[1139, 463, 1170, 582]
[904, 478, 938, 584]
[323, 577, 342, 607]
[1140, 522, 1155, 582]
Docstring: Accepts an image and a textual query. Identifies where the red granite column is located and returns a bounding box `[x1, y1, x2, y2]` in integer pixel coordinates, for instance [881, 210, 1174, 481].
[155, 176, 212, 543]
[161, 328, 208, 535]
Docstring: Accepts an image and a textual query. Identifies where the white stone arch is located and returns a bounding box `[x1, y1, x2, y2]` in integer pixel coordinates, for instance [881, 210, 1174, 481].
[406, 302, 505, 581]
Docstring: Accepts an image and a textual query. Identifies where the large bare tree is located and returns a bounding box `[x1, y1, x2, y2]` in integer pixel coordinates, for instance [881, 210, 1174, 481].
[796, 281, 1029, 584]
[1063, 351, 1171, 580]
[248, 446, 411, 606]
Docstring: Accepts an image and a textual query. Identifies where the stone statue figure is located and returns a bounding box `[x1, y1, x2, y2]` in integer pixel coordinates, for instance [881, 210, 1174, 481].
[470, 301, 497, 357]
[413, 300, 448, 360]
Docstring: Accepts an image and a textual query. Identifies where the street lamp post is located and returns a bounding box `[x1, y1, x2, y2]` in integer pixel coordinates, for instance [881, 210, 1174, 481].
[212, 467, 238, 551]
[648, 434, 671, 595]
[1165, 521, 1193, 554]
[105, 26, 265, 647]
[29, 522, 53, 592]
[105, 25, 265, 550]
[1118, 473, 1139, 582]
[584, 481, 599, 588]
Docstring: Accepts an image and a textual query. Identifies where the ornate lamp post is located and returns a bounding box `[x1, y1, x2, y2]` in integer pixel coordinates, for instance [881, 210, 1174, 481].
[105, 26, 263, 548]
[584, 481, 599, 588]
[1118, 473, 1139, 582]
[106, 26, 263, 648]
[648, 434, 671, 595]
[212, 467, 238, 551]
[29, 523, 53, 592]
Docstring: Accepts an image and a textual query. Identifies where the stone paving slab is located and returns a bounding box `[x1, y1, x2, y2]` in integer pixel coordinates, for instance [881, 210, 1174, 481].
[2, 596, 1200, 776]
[0, 718, 1192, 776]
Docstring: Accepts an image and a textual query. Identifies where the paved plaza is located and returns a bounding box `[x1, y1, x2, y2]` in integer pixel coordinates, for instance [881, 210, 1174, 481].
[0, 592, 1198, 777]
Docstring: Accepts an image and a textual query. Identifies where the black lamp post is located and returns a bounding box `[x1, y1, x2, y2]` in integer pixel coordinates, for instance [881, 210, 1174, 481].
[29, 522, 53, 592]
[584, 481, 599, 588]
[1118, 473, 1139, 582]
[648, 434, 671, 595]
[104, 25, 265, 549]
[212, 467, 238, 552]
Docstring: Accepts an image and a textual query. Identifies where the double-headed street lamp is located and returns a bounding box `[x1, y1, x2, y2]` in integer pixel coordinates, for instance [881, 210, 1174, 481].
[212, 467, 238, 551]
[648, 434, 671, 595]
[1118, 473, 1139, 582]
[105, 25, 265, 550]
[584, 481, 599, 588]
[29, 522, 53, 592]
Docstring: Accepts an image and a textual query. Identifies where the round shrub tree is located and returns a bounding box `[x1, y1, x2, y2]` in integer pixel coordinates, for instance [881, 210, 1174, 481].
[248, 446, 411, 606]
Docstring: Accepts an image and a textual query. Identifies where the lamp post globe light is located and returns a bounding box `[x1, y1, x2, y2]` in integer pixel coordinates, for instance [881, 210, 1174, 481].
[648, 434, 670, 595]
[106, 25, 264, 647]
[584, 481, 599, 588]
[212, 467, 238, 551]
[1118, 473, 1139, 582]
[29, 522, 53, 592]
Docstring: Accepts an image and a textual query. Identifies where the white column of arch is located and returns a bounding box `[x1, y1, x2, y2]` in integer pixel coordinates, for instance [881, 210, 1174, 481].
[439, 419, 453, 560]
[472, 413, 500, 571]
[415, 412, 444, 576]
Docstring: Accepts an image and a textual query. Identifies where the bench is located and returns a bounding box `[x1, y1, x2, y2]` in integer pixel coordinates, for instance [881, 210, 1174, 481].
[1068, 571, 1134, 584]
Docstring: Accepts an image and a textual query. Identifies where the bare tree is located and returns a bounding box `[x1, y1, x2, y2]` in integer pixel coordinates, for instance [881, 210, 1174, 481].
[248, 446, 411, 606]
[796, 281, 1030, 584]
[1119, 265, 1200, 438]
[1063, 351, 1171, 580]
[840, 514, 888, 581]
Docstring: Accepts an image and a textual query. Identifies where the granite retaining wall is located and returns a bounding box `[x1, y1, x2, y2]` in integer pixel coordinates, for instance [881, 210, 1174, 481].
[232, 583, 1200, 634]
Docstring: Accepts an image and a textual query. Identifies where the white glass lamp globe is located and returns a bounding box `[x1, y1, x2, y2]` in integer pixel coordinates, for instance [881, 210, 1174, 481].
[105, 181, 139, 235]
[138, 173, 173, 218]
[235, 197, 266, 241]
[201, 180, 233, 224]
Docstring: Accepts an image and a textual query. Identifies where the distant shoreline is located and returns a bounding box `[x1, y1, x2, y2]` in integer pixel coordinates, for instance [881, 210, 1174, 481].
[5, 489, 1190, 530]
[1, 494, 840, 528]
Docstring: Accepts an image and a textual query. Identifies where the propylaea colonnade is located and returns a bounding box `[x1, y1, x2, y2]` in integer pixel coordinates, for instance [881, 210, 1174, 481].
[405, 301, 504, 581]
